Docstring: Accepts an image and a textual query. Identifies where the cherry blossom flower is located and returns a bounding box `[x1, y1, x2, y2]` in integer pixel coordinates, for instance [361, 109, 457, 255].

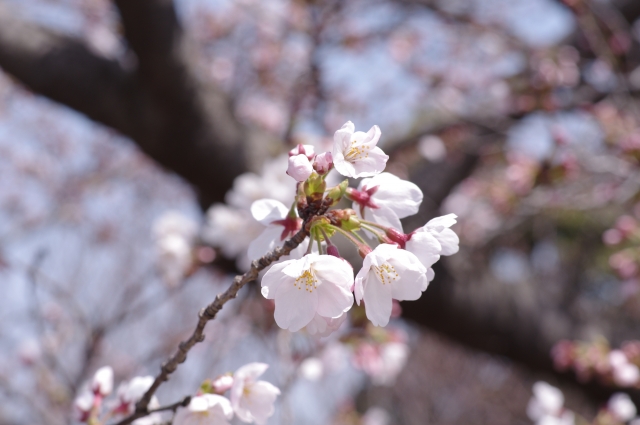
[404, 230, 441, 277]
[609, 393, 637, 422]
[261, 254, 354, 331]
[354, 244, 427, 327]
[91, 366, 114, 396]
[287, 154, 313, 182]
[332, 121, 388, 178]
[211, 375, 234, 394]
[114, 376, 155, 414]
[350, 172, 423, 231]
[153, 211, 198, 286]
[175, 394, 234, 425]
[526, 382, 574, 425]
[248, 199, 303, 261]
[609, 350, 640, 386]
[74, 391, 95, 422]
[225, 155, 293, 209]
[230, 363, 280, 425]
[411, 214, 459, 256]
[203, 205, 263, 260]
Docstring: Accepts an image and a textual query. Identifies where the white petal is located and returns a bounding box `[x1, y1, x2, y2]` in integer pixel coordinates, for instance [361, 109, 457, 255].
[260, 261, 294, 299]
[425, 213, 457, 232]
[333, 121, 355, 152]
[250, 199, 288, 225]
[433, 228, 459, 256]
[333, 157, 358, 178]
[405, 231, 441, 269]
[313, 256, 354, 291]
[243, 381, 280, 425]
[362, 270, 394, 327]
[273, 284, 318, 331]
[366, 173, 423, 218]
[367, 206, 403, 232]
[350, 147, 388, 178]
[248, 225, 284, 260]
[361, 125, 382, 147]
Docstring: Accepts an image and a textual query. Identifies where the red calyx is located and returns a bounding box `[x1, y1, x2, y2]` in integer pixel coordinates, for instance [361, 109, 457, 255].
[272, 216, 303, 241]
[347, 185, 380, 217]
[386, 228, 409, 249]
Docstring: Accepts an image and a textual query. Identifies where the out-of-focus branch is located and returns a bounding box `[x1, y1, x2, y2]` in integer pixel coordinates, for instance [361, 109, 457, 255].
[0, 2, 274, 207]
[112, 226, 309, 425]
[0, 7, 138, 135]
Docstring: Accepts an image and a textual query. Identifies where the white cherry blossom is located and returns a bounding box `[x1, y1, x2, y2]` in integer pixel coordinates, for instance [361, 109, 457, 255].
[261, 254, 354, 331]
[115, 376, 155, 414]
[527, 382, 565, 423]
[609, 393, 637, 422]
[74, 390, 95, 422]
[287, 154, 313, 182]
[354, 244, 427, 327]
[405, 230, 442, 277]
[351, 172, 423, 231]
[230, 363, 280, 425]
[248, 199, 301, 261]
[411, 214, 459, 256]
[203, 204, 263, 259]
[226, 155, 293, 209]
[176, 394, 233, 425]
[332, 121, 388, 178]
[91, 366, 113, 396]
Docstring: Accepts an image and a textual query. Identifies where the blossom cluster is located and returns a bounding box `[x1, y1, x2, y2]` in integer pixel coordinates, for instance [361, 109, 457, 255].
[552, 339, 640, 388]
[73, 366, 161, 425]
[73, 363, 280, 425]
[249, 121, 459, 332]
[177, 363, 280, 425]
[528, 381, 640, 425]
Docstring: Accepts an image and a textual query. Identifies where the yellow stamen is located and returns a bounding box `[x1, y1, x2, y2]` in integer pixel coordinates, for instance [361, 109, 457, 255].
[373, 263, 399, 285]
[294, 269, 318, 292]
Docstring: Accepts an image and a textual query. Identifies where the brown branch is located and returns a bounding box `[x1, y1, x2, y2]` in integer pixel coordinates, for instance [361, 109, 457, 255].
[111, 226, 309, 425]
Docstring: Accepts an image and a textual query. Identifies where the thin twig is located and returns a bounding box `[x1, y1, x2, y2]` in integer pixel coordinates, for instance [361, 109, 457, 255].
[111, 227, 309, 425]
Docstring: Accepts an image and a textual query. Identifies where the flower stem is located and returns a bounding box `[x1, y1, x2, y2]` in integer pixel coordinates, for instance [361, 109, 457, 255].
[327, 224, 368, 248]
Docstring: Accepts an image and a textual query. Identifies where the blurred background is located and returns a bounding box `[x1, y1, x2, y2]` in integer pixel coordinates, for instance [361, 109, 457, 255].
[3, 0, 640, 424]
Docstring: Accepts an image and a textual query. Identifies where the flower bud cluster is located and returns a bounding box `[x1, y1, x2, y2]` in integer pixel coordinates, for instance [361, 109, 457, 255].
[73, 367, 162, 425]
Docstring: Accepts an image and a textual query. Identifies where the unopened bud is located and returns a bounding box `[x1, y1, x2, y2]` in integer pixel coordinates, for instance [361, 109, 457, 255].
[313, 152, 333, 174]
[327, 245, 341, 258]
[289, 144, 315, 160]
[211, 374, 234, 394]
[287, 154, 313, 182]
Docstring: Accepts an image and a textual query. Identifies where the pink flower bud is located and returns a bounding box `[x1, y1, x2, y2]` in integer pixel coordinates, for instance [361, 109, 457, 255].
[91, 366, 113, 397]
[211, 374, 234, 394]
[287, 154, 313, 182]
[313, 152, 333, 174]
[289, 144, 315, 160]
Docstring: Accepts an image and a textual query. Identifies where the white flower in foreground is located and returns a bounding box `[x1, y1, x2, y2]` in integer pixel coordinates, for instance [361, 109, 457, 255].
[332, 121, 388, 178]
[526, 382, 564, 421]
[411, 214, 459, 256]
[91, 366, 113, 396]
[230, 363, 280, 425]
[261, 254, 354, 331]
[248, 199, 301, 260]
[287, 154, 313, 182]
[404, 229, 441, 276]
[176, 394, 233, 425]
[354, 244, 427, 327]
[609, 393, 637, 422]
[351, 172, 423, 231]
